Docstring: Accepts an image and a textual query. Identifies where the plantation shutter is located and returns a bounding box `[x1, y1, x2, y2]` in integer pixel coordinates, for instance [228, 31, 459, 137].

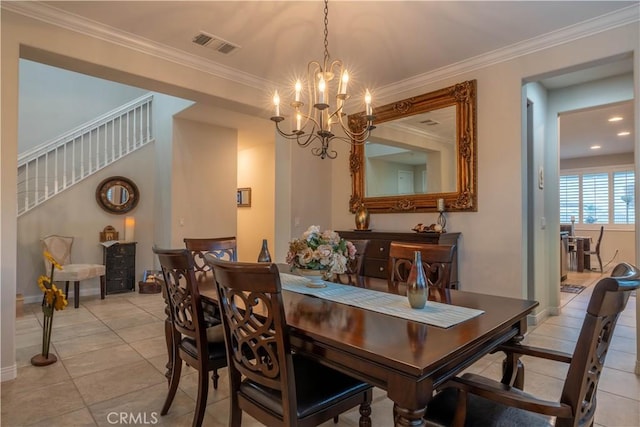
[559, 174, 579, 223]
[582, 173, 609, 224]
[613, 170, 635, 225]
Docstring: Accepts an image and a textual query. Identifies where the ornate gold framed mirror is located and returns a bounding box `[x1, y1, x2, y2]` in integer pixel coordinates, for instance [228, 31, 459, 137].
[95, 176, 139, 214]
[348, 80, 477, 213]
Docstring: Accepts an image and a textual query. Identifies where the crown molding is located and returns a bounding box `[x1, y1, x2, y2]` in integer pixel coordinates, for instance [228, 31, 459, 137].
[1, 1, 273, 91]
[4, 1, 638, 101]
[376, 3, 639, 101]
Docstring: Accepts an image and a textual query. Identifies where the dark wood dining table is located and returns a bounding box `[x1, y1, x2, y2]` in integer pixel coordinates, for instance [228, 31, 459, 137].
[166, 266, 538, 427]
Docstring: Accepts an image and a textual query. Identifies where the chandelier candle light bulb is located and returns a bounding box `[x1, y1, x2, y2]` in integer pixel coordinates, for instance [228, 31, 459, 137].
[270, 0, 375, 159]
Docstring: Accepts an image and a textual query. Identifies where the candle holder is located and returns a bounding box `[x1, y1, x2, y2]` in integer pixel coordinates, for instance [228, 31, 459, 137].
[437, 199, 447, 232]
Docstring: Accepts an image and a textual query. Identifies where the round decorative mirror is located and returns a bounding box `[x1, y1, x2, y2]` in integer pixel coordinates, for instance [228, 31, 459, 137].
[95, 176, 139, 214]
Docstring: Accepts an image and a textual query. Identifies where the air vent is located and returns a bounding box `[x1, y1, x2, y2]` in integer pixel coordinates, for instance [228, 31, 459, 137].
[419, 119, 440, 126]
[191, 31, 240, 55]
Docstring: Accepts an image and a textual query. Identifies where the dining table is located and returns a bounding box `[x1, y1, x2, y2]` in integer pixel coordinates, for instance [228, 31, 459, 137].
[163, 265, 539, 427]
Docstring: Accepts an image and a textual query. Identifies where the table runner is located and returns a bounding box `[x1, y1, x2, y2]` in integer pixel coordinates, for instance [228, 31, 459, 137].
[280, 273, 484, 328]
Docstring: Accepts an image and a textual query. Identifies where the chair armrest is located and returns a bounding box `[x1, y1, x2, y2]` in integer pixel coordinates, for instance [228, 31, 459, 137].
[444, 373, 574, 418]
[498, 343, 573, 364]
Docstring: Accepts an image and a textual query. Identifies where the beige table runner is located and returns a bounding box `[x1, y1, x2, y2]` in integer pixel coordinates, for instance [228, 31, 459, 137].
[280, 273, 484, 328]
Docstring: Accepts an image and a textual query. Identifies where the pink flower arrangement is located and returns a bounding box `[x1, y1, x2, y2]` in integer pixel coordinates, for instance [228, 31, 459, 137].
[287, 225, 356, 274]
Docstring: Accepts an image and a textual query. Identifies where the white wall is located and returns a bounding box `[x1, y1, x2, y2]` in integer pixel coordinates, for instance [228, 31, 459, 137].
[18, 59, 147, 151]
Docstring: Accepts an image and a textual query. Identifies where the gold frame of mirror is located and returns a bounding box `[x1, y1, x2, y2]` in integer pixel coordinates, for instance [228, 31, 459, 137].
[95, 176, 139, 214]
[348, 80, 477, 213]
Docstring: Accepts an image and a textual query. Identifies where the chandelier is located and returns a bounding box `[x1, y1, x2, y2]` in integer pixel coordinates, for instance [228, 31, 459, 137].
[270, 0, 375, 159]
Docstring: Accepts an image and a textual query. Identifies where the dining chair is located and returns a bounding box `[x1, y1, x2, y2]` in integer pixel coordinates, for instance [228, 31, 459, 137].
[587, 226, 604, 272]
[183, 236, 238, 275]
[423, 262, 640, 427]
[41, 235, 106, 308]
[206, 257, 374, 427]
[388, 242, 457, 289]
[153, 247, 228, 427]
[335, 239, 369, 286]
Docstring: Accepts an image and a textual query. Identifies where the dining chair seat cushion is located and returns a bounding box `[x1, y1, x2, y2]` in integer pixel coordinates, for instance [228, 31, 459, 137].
[425, 374, 553, 427]
[181, 336, 227, 361]
[53, 264, 106, 281]
[205, 324, 224, 343]
[239, 354, 370, 419]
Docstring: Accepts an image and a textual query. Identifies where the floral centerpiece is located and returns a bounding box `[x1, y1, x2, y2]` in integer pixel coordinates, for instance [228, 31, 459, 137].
[286, 225, 356, 276]
[31, 251, 68, 366]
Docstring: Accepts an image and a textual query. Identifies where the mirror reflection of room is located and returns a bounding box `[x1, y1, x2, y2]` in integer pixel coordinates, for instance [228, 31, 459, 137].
[365, 106, 457, 197]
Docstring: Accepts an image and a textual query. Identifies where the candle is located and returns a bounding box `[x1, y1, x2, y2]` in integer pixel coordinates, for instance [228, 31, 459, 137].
[296, 112, 302, 132]
[365, 89, 372, 115]
[124, 216, 135, 242]
[295, 80, 301, 102]
[437, 198, 445, 212]
[570, 215, 575, 222]
[273, 91, 280, 117]
[340, 70, 349, 95]
[318, 76, 326, 104]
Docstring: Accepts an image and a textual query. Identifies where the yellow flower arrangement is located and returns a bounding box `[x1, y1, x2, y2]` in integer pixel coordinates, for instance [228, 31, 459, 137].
[32, 250, 67, 366]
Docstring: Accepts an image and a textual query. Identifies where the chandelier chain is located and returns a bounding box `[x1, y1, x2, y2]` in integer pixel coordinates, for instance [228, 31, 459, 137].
[323, 0, 330, 65]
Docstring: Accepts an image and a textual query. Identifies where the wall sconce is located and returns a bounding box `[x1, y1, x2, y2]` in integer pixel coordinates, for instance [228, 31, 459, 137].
[437, 199, 447, 232]
[124, 216, 135, 242]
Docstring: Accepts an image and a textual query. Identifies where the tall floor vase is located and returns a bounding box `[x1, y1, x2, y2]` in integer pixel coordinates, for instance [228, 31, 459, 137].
[31, 306, 57, 366]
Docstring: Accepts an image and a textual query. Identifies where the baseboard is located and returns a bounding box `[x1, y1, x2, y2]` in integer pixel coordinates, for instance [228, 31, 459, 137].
[23, 287, 102, 304]
[527, 307, 549, 326]
[636, 360, 640, 375]
[548, 306, 561, 316]
[1, 364, 17, 382]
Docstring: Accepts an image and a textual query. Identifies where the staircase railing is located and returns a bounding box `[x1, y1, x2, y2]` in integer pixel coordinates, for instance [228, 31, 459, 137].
[17, 93, 154, 216]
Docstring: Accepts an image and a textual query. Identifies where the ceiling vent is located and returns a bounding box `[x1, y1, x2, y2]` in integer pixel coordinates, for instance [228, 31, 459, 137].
[419, 119, 440, 126]
[192, 31, 240, 55]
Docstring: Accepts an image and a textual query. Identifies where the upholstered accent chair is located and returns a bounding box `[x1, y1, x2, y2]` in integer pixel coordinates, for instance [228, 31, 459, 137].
[424, 262, 640, 427]
[153, 247, 228, 427]
[207, 257, 374, 427]
[41, 235, 106, 308]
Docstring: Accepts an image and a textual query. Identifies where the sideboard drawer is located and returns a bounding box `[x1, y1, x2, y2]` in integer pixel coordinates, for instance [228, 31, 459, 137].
[363, 259, 388, 279]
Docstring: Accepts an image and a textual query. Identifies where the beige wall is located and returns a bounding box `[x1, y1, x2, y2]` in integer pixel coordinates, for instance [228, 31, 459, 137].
[1, 8, 638, 379]
[171, 118, 238, 248]
[17, 144, 157, 302]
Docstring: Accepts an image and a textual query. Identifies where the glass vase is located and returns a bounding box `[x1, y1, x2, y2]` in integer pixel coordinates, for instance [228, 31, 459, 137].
[257, 239, 272, 262]
[407, 251, 427, 309]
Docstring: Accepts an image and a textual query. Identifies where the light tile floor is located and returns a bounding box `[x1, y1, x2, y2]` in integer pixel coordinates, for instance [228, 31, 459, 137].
[2, 269, 637, 426]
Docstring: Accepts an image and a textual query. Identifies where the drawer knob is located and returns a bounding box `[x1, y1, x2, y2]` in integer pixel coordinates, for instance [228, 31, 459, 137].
[379, 267, 384, 272]
[379, 247, 384, 252]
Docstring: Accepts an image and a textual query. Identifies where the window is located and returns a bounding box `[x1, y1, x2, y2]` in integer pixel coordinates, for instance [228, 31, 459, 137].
[560, 167, 634, 226]
[613, 170, 635, 225]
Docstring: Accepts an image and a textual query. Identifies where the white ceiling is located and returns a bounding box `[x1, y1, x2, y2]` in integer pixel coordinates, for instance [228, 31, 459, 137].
[9, 1, 638, 159]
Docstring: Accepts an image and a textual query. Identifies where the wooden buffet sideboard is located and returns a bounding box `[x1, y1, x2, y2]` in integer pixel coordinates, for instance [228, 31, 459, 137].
[337, 230, 461, 288]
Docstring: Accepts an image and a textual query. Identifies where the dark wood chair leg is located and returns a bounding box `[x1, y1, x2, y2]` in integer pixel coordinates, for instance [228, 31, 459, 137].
[100, 275, 106, 299]
[193, 370, 209, 427]
[211, 369, 220, 390]
[74, 281, 80, 308]
[65, 281, 70, 299]
[161, 351, 182, 415]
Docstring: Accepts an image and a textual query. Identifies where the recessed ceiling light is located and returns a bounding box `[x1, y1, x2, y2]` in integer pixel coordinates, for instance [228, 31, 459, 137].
[617, 131, 631, 136]
[590, 145, 601, 150]
[608, 116, 623, 122]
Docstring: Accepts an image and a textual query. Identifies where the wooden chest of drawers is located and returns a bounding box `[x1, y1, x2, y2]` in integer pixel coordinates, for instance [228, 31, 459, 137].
[337, 230, 461, 288]
[103, 242, 137, 294]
